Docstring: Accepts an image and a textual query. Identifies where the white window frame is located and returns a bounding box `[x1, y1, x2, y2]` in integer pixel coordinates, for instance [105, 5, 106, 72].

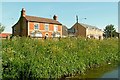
[45, 24, 49, 31]
[34, 23, 39, 30]
[54, 25, 58, 32]
[35, 32, 43, 37]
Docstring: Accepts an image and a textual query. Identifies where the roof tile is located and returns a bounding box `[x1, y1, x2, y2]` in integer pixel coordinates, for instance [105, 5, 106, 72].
[25, 15, 62, 25]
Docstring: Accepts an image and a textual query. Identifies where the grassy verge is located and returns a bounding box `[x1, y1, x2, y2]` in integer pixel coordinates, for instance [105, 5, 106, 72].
[2, 37, 119, 79]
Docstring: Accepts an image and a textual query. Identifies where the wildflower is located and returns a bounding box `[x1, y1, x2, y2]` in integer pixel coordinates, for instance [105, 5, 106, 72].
[108, 62, 111, 64]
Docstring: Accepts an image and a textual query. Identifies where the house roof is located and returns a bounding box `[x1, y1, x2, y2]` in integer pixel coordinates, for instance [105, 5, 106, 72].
[69, 22, 102, 33]
[80, 23, 98, 29]
[62, 25, 68, 30]
[25, 15, 62, 25]
[0, 33, 11, 38]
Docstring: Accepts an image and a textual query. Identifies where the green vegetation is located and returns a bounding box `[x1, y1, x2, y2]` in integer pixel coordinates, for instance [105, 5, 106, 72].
[0, 23, 5, 33]
[104, 24, 118, 38]
[2, 37, 119, 79]
[0, 37, 2, 79]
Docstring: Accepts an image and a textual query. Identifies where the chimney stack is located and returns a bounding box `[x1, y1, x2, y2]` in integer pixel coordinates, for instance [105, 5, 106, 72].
[53, 15, 57, 21]
[21, 8, 26, 17]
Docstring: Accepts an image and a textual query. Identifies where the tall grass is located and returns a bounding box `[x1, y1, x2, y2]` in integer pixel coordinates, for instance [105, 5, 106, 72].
[0, 38, 2, 79]
[2, 37, 119, 79]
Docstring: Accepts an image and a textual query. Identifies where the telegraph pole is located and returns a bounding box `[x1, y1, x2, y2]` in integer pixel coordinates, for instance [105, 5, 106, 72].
[76, 15, 78, 37]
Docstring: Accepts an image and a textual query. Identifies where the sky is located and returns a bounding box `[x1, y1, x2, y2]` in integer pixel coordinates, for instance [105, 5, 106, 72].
[1, 0, 120, 2]
[1, 2, 119, 33]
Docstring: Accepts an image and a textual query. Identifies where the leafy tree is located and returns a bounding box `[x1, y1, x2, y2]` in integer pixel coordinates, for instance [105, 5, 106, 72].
[0, 23, 5, 33]
[104, 24, 116, 38]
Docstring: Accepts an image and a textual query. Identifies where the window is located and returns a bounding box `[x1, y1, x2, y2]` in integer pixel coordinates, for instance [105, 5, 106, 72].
[54, 25, 58, 32]
[30, 32, 34, 37]
[34, 23, 39, 30]
[35, 32, 42, 37]
[14, 27, 16, 33]
[14, 30, 16, 33]
[55, 32, 60, 37]
[45, 24, 49, 31]
[52, 32, 60, 37]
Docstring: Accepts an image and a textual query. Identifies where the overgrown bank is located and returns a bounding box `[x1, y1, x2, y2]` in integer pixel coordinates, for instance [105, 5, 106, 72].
[2, 37, 119, 79]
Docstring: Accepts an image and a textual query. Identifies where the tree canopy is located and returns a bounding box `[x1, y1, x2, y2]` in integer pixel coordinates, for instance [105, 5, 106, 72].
[104, 24, 117, 38]
[0, 23, 5, 33]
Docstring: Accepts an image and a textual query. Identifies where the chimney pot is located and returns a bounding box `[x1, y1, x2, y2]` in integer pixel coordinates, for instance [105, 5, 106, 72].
[21, 8, 26, 17]
[53, 15, 58, 21]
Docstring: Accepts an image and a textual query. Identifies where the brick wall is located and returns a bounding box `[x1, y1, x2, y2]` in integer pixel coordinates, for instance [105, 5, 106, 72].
[28, 22, 62, 37]
[72, 23, 86, 37]
[12, 17, 28, 36]
[12, 19, 21, 36]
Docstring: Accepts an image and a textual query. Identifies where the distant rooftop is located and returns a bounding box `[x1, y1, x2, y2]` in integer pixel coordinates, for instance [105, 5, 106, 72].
[0, 33, 11, 38]
[80, 23, 99, 29]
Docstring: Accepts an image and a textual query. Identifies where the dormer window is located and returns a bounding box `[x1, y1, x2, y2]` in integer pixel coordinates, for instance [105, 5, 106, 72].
[34, 23, 39, 30]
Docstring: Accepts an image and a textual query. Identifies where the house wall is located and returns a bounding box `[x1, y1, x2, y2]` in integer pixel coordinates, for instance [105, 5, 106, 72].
[70, 23, 103, 39]
[12, 19, 21, 36]
[21, 17, 28, 36]
[28, 22, 62, 37]
[86, 28, 103, 39]
[12, 17, 28, 36]
[62, 26, 68, 37]
[72, 23, 86, 37]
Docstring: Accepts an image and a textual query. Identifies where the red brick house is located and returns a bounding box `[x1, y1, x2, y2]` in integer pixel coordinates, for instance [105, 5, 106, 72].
[12, 8, 62, 38]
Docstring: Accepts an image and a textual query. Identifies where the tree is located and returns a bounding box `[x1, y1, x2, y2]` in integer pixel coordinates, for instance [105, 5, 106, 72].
[104, 24, 116, 38]
[0, 23, 5, 33]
